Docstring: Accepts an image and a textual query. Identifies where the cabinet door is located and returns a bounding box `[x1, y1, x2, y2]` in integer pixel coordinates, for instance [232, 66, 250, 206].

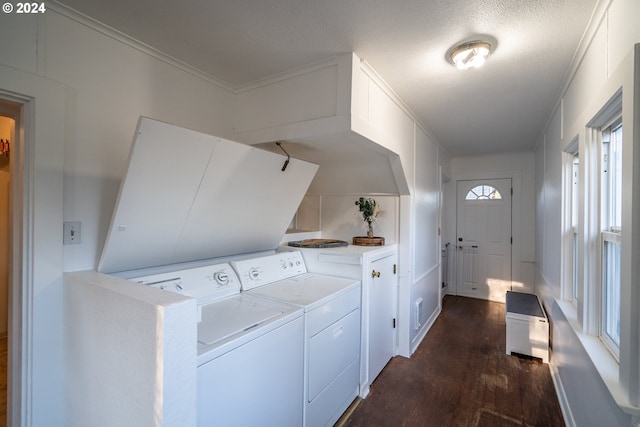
[368, 254, 396, 383]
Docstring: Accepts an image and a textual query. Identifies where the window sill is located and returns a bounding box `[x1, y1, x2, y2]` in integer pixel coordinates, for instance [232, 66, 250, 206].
[555, 299, 640, 417]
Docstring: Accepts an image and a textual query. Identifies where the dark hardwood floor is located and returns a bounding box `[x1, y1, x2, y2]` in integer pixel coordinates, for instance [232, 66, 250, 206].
[0, 335, 5, 427]
[339, 295, 564, 427]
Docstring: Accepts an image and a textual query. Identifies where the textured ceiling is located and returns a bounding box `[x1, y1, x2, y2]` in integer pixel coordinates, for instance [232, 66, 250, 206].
[53, 0, 598, 157]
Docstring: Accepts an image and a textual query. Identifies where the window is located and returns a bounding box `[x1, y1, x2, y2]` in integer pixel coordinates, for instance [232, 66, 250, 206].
[562, 138, 579, 307]
[602, 120, 623, 231]
[571, 153, 579, 304]
[465, 185, 502, 200]
[602, 233, 621, 351]
[600, 119, 622, 357]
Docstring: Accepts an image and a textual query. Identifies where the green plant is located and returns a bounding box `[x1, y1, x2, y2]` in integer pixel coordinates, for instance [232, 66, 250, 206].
[355, 197, 378, 229]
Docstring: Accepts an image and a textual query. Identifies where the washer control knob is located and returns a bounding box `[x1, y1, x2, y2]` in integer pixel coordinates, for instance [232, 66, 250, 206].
[213, 271, 229, 286]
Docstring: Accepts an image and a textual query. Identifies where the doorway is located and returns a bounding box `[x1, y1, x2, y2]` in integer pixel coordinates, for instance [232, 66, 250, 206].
[0, 107, 16, 427]
[455, 179, 512, 302]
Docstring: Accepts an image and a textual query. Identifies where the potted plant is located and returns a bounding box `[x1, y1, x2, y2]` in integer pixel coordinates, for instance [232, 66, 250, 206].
[355, 197, 379, 238]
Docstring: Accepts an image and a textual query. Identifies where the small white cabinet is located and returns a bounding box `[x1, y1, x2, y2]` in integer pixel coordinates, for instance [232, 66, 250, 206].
[366, 251, 396, 390]
[505, 291, 549, 363]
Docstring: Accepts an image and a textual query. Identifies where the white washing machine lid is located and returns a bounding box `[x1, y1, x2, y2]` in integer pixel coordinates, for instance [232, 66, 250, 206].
[198, 294, 285, 345]
[197, 293, 303, 364]
[246, 274, 360, 311]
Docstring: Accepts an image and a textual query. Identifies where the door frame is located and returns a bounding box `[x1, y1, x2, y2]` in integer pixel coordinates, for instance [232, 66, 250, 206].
[0, 99, 22, 427]
[1, 64, 66, 426]
[453, 170, 524, 298]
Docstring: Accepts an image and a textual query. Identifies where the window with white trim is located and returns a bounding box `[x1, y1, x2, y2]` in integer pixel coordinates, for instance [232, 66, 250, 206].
[571, 153, 579, 304]
[464, 185, 502, 200]
[600, 119, 622, 358]
[562, 137, 580, 307]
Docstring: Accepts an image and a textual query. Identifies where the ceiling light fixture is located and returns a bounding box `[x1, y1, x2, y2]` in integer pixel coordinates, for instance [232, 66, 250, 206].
[450, 41, 492, 70]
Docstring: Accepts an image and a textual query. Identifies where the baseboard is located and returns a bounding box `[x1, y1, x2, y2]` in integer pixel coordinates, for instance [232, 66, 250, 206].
[410, 305, 441, 355]
[334, 397, 362, 427]
[549, 359, 576, 427]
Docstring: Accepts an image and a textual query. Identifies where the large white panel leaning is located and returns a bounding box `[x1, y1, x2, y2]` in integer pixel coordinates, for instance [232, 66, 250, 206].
[99, 117, 318, 273]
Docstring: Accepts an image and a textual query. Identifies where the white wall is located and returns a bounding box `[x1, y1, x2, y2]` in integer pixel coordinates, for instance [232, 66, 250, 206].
[408, 127, 442, 353]
[535, 0, 640, 424]
[300, 194, 399, 243]
[449, 152, 536, 295]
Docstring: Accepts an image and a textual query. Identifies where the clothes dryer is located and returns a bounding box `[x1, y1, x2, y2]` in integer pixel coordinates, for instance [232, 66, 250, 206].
[232, 251, 361, 427]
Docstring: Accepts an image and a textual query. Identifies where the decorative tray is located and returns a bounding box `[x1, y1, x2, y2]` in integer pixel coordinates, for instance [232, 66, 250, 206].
[287, 239, 349, 248]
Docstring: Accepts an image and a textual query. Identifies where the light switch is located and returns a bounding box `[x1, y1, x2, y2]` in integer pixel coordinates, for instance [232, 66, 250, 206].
[63, 221, 81, 245]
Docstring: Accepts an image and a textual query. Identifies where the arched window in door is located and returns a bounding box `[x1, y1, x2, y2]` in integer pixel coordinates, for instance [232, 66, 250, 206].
[465, 185, 502, 200]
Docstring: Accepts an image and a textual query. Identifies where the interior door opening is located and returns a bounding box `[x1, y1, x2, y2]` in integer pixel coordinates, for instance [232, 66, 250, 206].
[0, 114, 11, 427]
[0, 98, 22, 427]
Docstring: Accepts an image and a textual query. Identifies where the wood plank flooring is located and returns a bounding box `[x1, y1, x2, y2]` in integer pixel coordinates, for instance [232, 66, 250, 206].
[339, 295, 564, 427]
[0, 335, 5, 427]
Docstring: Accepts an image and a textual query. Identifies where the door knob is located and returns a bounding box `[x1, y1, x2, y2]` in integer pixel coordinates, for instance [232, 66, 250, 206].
[371, 270, 381, 278]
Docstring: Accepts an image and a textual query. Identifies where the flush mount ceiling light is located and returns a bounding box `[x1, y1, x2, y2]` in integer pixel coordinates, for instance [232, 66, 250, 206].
[450, 41, 492, 70]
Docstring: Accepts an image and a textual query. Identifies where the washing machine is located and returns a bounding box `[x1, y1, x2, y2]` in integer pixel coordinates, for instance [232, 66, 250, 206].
[231, 251, 361, 427]
[132, 262, 304, 427]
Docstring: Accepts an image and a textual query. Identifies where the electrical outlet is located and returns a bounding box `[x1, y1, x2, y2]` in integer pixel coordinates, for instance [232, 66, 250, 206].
[63, 221, 81, 245]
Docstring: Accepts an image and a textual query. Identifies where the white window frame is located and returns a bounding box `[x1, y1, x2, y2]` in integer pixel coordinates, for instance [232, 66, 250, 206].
[601, 230, 621, 359]
[577, 90, 622, 363]
[561, 138, 580, 306]
[464, 184, 502, 200]
[599, 118, 622, 359]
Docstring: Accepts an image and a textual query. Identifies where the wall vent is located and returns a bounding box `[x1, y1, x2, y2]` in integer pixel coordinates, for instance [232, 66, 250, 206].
[415, 298, 424, 330]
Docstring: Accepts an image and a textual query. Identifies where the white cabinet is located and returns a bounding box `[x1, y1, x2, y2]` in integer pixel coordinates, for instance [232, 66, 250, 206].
[284, 244, 397, 398]
[366, 253, 396, 387]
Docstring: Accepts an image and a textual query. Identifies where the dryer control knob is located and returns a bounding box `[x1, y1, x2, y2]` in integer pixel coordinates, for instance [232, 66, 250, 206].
[249, 268, 260, 280]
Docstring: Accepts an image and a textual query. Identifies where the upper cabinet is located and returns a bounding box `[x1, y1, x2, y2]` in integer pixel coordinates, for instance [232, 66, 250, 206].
[232, 53, 419, 196]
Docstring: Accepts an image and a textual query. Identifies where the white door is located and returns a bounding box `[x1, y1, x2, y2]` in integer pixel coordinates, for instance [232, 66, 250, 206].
[368, 254, 395, 383]
[456, 179, 512, 302]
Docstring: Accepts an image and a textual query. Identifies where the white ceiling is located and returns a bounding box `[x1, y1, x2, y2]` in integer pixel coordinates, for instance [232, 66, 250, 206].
[54, 0, 598, 157]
